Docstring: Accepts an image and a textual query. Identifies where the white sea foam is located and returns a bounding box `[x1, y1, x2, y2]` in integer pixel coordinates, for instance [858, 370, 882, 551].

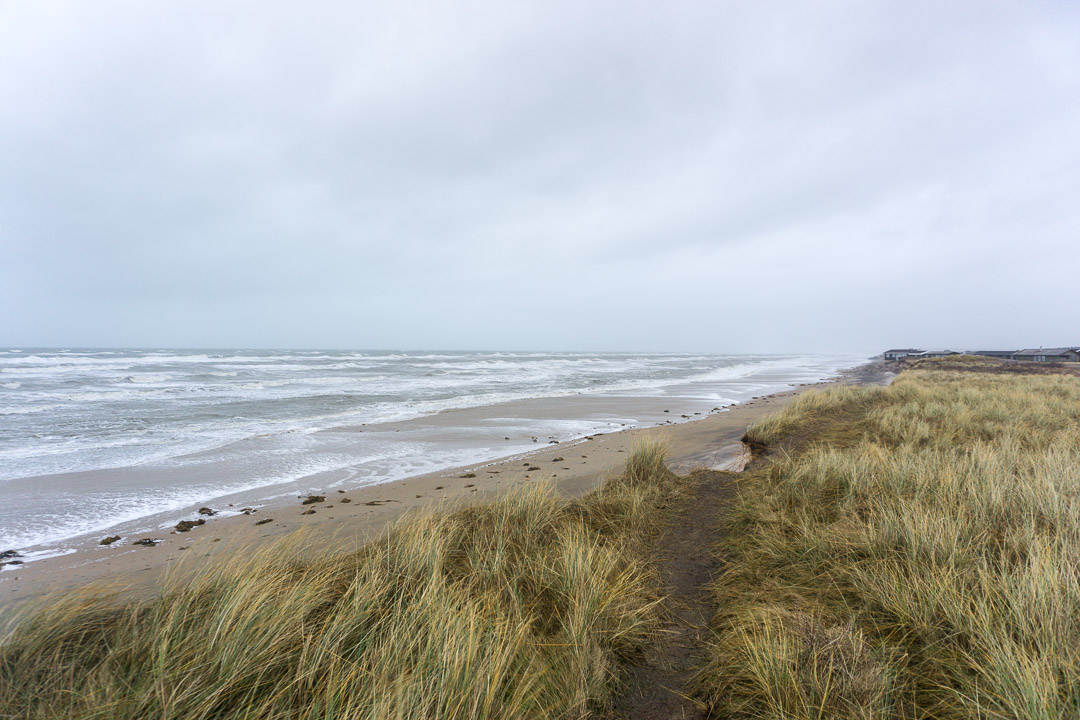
[0, 350, 866, 554]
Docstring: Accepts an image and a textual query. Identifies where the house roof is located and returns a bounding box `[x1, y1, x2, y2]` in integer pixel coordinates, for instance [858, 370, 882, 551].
[884, 348, 922, 354]
[1014, 348, 1079, 356]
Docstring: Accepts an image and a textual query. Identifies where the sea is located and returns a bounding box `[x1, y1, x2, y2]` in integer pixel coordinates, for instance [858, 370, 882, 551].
[0, 349, 865, 562]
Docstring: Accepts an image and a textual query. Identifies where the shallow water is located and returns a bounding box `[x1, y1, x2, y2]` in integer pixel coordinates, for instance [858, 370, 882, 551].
[0, 349, 864, 556]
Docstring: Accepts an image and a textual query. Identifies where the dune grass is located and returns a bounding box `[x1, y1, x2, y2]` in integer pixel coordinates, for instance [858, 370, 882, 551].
[0, 440, 681, 720]
[701, 367, 1080, 719]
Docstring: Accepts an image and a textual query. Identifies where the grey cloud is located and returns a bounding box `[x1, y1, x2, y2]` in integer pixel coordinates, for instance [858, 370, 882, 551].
[2, 1, 1079, 352]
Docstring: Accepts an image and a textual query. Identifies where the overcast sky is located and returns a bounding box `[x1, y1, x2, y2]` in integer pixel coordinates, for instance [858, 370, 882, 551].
[1, 1, 1077, 353]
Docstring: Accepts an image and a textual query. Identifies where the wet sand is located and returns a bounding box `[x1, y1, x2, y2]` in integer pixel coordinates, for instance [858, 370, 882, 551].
[0, 361, 890, 620]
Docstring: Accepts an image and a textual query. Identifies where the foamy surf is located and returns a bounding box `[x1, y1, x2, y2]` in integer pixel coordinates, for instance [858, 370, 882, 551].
[0, 350, 865, 555]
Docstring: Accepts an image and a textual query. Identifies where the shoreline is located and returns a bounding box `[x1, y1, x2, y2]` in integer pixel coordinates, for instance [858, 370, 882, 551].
[0, 361, 890, 619]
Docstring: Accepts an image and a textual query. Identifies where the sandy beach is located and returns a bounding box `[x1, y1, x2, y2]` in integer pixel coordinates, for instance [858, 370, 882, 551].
[0, 361, 889, 619]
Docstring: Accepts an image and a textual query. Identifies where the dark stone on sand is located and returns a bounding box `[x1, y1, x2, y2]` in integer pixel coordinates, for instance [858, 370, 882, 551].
[527, 466, 540, 472]
[99, 535, 121, 546]
[1, 560, 23, 566]
[255, 518, 273, 525]
[198, 507, 217, 516]
[240, 507, 255, 515]
[464, 484, 474, 488]
[460, 473, 476, 478]
[302, 509, 316, 515]
[664, 409, 669, 412]
[302, 495, 325, 505]
[549, 440, 559, 444]
[435, 486, 443, 490]
[552, 457, 564, 462]
[339, 497, 352, 503]
[1, 550, 21, 559]
[338, 489, 346, 493]
[364, 500, 384, 506]
[133, 538, 159, 546]
[175, 519, 206, 533]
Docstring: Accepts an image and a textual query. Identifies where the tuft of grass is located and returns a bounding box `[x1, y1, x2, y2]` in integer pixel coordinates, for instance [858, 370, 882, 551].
[1, 440, 680, 720]
[701, 368, 1080, 719]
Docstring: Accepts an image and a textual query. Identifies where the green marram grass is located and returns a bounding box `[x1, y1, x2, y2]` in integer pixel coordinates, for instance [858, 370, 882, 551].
[1, 440, 679, 720]
[702, 367, 1080, 719]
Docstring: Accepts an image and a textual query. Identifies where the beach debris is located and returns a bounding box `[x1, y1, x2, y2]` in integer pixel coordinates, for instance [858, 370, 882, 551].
[339, 497, 352, 503]
[504, 436, 510, 440]
[487, 470, 500, 473]
[174, 519, 206, 533]
[255, 518, 273, 525]
[549, 440, 559, 444]
[133, 538, 160, 547]
[464, 484, 474, 488]
[531, 436, 538, 442]
[435, 485, 443, 490]
[240, 507, 255, 515]
[301, 495, 325, 505]
[664, 409, 669, 413]
[1, 550, 21, 560]
[198, 507, 217, 516]
[552, 457, 564, 462]
[99, 535, 122, 546]
[1, 560, 23, 567]
[364, 500, 384, 506]
[337, 489, 346, 493]
[302, 509, 316, 515]
[527, 466, 540, 472]
[460, 473, 476, 478]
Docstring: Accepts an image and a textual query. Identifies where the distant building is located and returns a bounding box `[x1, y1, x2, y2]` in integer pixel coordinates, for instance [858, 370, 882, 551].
[882, 347, 1080, 363]
[967, 350, 1017, 359]
[884, 348, 922, 361]
[904, 350, 959, 359]
[1012, 348, 1080, 362]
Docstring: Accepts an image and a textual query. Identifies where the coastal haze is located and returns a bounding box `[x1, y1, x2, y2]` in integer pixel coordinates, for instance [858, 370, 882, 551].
[0, 350, 862, 557]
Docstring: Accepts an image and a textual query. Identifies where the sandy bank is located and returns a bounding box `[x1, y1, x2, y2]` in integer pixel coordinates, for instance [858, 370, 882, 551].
[0, 361, 890, 619]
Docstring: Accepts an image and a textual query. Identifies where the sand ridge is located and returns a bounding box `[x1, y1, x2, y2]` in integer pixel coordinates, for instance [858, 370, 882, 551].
[0, 362, 888, 619]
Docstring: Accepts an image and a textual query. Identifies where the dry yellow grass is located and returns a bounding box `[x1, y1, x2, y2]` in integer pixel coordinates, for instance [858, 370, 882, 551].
[702, 368, 1080, 719]
[0, 441, 680, 720]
